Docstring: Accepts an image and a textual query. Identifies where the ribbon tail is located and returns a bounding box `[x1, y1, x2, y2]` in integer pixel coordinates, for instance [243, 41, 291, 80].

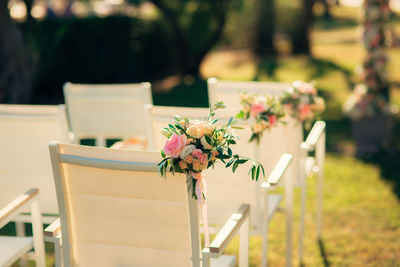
[195, 176, 210, 247]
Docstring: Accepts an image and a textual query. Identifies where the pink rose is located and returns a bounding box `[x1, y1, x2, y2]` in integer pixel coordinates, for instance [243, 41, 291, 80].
[297, 82, 316, 95]
[163, 134, 187, 158]
[268, 115, 277, 127]
[298, 104, 312, 122]
[191, 149, 206, 161]
[250, 103, 266, 117]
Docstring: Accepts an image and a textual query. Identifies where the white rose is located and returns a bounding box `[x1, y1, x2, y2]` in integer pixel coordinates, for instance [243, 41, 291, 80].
[180, 144, 196, 160]
[200, 136, 212, 150]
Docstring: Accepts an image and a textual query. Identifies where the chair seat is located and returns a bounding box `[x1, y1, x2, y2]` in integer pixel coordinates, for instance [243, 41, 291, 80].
[268, 193, 282, 221]
[210, 255, 236, 267]
[0, 236, 33, 266]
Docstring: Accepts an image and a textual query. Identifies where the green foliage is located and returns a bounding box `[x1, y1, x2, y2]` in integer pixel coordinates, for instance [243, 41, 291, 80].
[26, 16, 175, 104]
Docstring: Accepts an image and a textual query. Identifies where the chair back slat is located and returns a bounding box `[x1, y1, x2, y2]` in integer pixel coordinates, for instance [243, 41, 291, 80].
[51, 143, 196, 266]
[0, 104, 70, 215]
[207, 78, 305, 184]
[208, 78, 291, 111]
[63, 82, 152, 145]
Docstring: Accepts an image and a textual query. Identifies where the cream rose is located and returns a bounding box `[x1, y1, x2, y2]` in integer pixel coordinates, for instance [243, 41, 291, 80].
[200, 136, 212, 150]
[186, 124, 204, 138]
[203, 123, 215, 135]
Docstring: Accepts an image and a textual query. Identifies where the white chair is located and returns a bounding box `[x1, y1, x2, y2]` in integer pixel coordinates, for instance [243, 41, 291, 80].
[63, 82, 153, 147]
[144, 105, 293, 267]
[46, 142, 250, 267]
[0, 104, 71, 229]
[0, 188, 46, 267]
[207, 77, 327, 262]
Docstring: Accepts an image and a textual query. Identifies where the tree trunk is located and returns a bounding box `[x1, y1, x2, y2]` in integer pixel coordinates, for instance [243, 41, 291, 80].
[253, 0, 276, 56]
[291, 0, 316, 55]
[0, 0, 33, 103]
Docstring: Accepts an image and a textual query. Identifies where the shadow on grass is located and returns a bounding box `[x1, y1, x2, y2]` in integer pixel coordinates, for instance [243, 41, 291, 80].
[357, 119, 400, 199]
[318, 239, 331, 267]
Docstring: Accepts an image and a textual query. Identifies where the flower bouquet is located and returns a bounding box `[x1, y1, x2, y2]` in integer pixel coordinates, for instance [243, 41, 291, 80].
[236, 93, 286, 144]
[281, 81, 325, 129]
[158, 101, 265, 200]
[343, 84, 395, 120]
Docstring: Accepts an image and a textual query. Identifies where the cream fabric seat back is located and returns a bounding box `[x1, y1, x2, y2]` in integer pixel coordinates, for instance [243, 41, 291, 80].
[49, 143, 198, 267]
[63, 82, 152, 146]
[145, 105, 265, 227]
[0, 104, 70, 215]
[207, 78, 305, 184]
[207, 78, 291, 110]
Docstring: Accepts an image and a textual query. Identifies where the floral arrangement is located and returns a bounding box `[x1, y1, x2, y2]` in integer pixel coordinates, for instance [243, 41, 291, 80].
[158, 101, 265, 200]
[345, 0, 393, 120]
[343, 84, 395, 120]
[236, 93, 286, 144]
[281, 81, 325, 128]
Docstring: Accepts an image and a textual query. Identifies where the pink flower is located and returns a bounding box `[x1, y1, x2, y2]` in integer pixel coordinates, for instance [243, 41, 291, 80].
[191, 149, 206, 162]
[268, 115, 277, 127]
[250, 103, 266, 117]
[185, 155, 194, 164]
[163, 134, 187, 158]
[296, 81, 316, 95]
[298, 104, 312, 122]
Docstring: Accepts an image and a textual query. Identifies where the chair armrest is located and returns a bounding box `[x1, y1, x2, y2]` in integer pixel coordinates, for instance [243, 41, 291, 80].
[205, 204, 250, 256]
[0, 188, 39, 229]
[302, 121, 326, 151]
[45, 218, 61, 237]
[265, 153, 292, 186]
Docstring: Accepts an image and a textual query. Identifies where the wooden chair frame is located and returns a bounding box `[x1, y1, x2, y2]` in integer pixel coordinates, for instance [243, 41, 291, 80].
[47, 142, 250, 267]
[63, 82, 153, 147]
[0, 188, 46, 267]
[207, 78, 327, 263]
[144, 104, 293, 267]
[0, 104, 71, 231]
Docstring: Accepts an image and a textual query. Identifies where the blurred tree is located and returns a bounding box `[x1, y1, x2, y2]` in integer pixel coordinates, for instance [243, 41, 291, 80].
[253, 0, 275, 56]
[291, 0, 316, 54]
[0, 0, 34, 103]
[130, 0, 232, 78]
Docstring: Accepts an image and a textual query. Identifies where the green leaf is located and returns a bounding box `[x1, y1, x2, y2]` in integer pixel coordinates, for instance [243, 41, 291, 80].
[251, 166, 256, 180]
[228, 139, 236, 145]
[228, 148, 232, 156]
[227, 116, 233, 126]
[256, 165, 260, 181]
[209, 118, 218, 125]
[231, 125, 244, 130]
[237, 159, 248, 164]
[175, 124, 185, 132]
[260, 164, 265, 177]
[205, 134, 212, 145]
[232, 160, 239, 173]
[226, 158, 235, 168]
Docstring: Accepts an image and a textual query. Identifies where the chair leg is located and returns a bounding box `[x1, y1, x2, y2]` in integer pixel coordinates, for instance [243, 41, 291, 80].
[316, 169, 323, 240]
[261, 192, 270, 267]
[299, 176, 307, 263]
[239, 216, 250, 267]
[30, 200, 46, 267]
[285, 175, 293, 267]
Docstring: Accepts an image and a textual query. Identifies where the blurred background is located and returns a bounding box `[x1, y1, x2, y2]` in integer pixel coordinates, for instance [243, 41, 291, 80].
[1, 0, 400, 265]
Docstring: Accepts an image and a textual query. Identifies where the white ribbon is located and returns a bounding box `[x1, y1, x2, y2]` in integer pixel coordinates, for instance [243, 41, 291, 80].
[192, 172, 210, 247]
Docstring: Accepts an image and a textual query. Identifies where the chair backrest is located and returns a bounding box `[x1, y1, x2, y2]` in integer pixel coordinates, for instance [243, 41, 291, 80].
[207, 78, 305, 184]
[0, 104, 71, 215]
[145, 105, 272, 228]
[207, 78, 291, 111]
[49, 142, 201, 267]
[63, 82, 153, 146]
